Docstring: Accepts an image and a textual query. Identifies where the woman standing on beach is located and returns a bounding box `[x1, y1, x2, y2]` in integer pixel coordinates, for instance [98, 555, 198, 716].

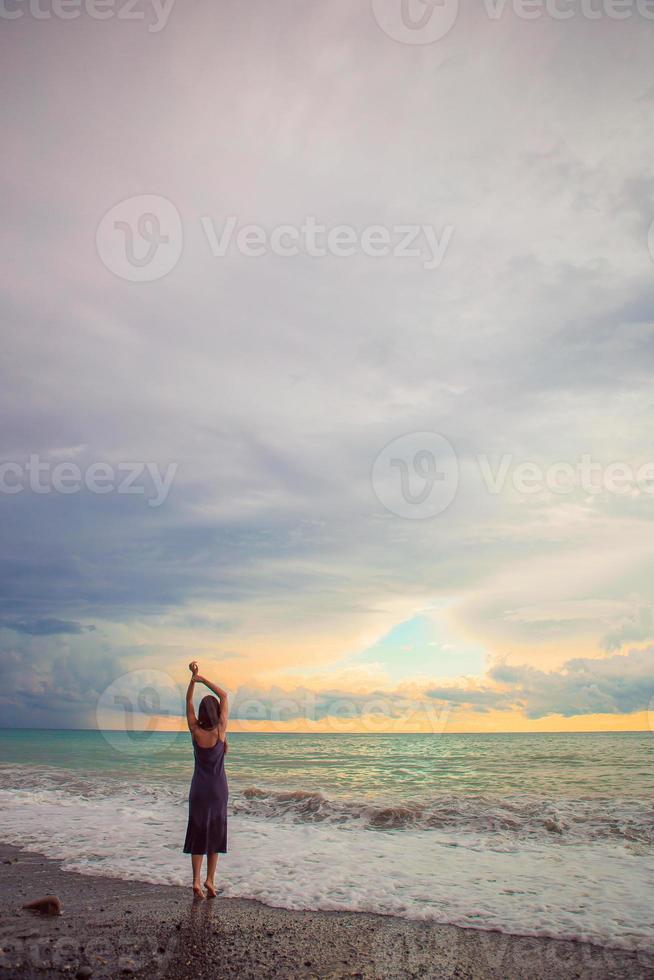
[183, 661, 229, 899]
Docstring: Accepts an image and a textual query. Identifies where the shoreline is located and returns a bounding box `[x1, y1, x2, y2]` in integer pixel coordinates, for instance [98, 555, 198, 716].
[0, 844, 652, 979]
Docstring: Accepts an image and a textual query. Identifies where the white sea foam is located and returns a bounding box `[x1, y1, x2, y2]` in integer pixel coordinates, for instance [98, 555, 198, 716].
[0, 770, 652, 953]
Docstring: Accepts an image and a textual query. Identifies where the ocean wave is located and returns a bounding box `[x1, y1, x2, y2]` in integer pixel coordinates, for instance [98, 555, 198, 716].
[1, 763, 652, 845]
[234, 784, 654, 844]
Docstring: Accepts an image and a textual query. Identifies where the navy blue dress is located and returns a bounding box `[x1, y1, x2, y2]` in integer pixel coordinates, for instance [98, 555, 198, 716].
[183, 737, 228, 855]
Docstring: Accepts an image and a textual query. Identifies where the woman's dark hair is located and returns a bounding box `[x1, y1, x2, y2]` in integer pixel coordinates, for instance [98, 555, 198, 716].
[197, 694, 220, 730]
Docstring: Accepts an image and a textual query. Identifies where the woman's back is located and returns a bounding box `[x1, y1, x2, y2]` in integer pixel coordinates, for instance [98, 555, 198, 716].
[193, 725, 223, 749]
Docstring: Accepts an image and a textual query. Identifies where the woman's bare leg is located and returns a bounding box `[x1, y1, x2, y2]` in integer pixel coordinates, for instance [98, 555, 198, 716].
[204, 853, 218, 897]
[191, 855, 205, 898]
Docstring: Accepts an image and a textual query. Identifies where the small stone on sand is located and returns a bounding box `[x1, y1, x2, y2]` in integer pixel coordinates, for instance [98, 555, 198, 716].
[22, 895, 62, 916]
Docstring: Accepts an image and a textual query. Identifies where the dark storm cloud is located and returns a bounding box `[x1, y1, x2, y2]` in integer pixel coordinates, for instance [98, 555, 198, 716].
[0, 639, 126, 727]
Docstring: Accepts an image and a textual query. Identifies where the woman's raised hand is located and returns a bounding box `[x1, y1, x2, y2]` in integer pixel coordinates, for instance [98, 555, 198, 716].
[189, 661, 199, 676]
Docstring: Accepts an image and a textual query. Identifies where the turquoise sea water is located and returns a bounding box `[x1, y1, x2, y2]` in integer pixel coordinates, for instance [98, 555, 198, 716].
[0, 729, 652, 950]
[1, 728, 651, 800]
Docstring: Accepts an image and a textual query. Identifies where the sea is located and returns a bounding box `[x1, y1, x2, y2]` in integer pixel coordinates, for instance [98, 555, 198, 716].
[0, 729, 652, 953]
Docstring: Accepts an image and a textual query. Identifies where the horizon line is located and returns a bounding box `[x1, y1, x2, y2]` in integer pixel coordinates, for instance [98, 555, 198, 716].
[0, 726, 649, 736]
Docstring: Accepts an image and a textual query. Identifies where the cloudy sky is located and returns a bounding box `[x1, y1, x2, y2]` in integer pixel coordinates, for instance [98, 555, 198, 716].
[2, 0, 654, 732]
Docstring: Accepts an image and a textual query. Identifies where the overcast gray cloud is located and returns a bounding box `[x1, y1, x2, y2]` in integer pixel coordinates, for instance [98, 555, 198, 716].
[427, 647, 654, 718]
[2, 618, 96, 636]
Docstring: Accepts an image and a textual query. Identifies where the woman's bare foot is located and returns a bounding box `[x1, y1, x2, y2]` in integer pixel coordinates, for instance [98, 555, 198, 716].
[204, 879, 217, 898]
[192, 883, 205, 899]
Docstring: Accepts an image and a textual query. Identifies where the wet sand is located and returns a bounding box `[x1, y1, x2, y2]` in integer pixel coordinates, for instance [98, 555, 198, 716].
[0, 844, 651, 979]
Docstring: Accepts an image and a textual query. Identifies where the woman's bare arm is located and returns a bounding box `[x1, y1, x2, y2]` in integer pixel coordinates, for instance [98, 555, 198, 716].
[185, 662, 199, 732]
[195, 672, 229, 724]
[195, 674, 228, 701]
